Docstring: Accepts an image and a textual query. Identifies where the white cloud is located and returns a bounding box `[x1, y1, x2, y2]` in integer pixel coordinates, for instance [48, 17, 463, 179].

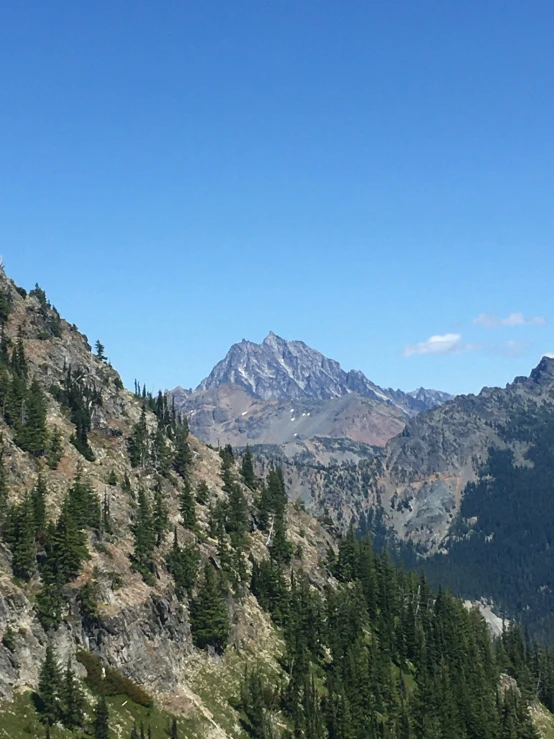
[473, 312, 546, 328]
[544, 353, 554, 359]
[403, 333, 472, 357]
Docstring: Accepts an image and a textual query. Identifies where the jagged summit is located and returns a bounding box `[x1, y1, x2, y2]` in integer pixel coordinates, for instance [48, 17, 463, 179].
[196, 332, 452, 411]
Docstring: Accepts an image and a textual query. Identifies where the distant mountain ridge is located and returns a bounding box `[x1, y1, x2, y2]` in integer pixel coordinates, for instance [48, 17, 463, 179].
[196, 331, 452, 412]
[174, 332, 453, 451]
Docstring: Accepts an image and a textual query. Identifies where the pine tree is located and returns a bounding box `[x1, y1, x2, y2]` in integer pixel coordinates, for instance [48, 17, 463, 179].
[93, 695, 110, 739]
[166, 528, 199, 600]
[95, 340, 107, 363]
[46, 427, 63, 469]
[61, 659, 86, 729]
[170, 717, 179, 738]
[128, 406, 149, 468]
[191, 563, 230, 653]
[37, 645, 62, 725]
[5, 494, 36, 580]
[132, 487, 156, 580]
[196, 479, 210, 505]
[0, 441, 8, 522]
[179, 476, 196, 530]
[241, 446, 257, 489]
[31, 474, 47, 539]
[173, 424, 192, 478]
[16, 379, 48, 456]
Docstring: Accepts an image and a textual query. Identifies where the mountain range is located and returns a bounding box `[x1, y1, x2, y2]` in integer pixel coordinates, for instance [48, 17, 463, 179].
[0, 267, 554, 736]
[172, 332, 453, 450]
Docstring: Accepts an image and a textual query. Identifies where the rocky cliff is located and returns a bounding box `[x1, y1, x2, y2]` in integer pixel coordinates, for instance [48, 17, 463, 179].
[0, 268, 334, 736]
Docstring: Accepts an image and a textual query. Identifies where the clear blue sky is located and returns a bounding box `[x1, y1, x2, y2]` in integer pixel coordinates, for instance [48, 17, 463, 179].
[1, 1, 553, 396]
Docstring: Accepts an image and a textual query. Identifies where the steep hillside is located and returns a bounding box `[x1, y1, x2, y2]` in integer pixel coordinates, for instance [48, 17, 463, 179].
[0, 266, 547, 738]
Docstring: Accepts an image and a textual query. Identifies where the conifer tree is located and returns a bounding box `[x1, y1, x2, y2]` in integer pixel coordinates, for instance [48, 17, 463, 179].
[31, 474, 47, 539]
[37, 645, 62, 725]
[93, 695, 110, 739]
[5, 494, 36, 580]
[241, 446, 257, 489]
[16, 379, 48, 456]
[190, 563, 230, 653]
[179, 476, 196, 530]
[151, 426, 171, 476]
[61, 659, 86, 729]
[0, 442, 8, 522]
[132, 487, 156, 580]
[171, 717, 179, 738]
[46, 427, 63, 469]
[166, 528, 199, 600]
[173, 424, 192, 478]
[196, 479, 210, 505]
[128, 406, 149, 468]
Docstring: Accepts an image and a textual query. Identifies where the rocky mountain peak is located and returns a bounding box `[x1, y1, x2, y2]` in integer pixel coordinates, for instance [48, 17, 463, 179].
[195, 333, 453, 414]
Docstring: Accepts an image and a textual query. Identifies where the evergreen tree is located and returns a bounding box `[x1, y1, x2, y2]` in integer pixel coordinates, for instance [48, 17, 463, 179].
[93, 695, 110, 739]
[151, 426, 172, 476]
[31, 474, 47, 539]
[170, 717, 179, 738]
[37, 645, 62, 725]
[16, 378, 48, 456]
[179, 476, 196, 530]
[241, 446, 257, 489]
[190, 563, 230, 653]
[0, 442, 6, 522]
[61, 659, 86, 729]
[166, 528, 200, 600]
[95, 340, 107, 363]
[5, 494, 36, 580]
[46, 427, 63, 469]
[196, 479, 210, 505]
[128, 406, 149, 468]
[132, 487, 156, 580]
[173, 424, 192, 478]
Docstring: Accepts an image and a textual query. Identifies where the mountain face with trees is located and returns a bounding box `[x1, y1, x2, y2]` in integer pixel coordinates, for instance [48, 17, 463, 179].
[0, 265, 550, 738]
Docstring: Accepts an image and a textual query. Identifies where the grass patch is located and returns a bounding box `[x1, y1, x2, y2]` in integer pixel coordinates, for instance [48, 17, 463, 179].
[0, 691, 207, 738]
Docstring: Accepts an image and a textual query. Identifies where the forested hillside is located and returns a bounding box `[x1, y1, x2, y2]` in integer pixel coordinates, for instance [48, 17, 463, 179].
[426, 406, 554, 640]
[0, 266, 549, 738]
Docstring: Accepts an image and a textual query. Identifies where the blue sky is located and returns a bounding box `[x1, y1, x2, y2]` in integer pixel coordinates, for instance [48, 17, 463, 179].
[1, 1, 553, 396]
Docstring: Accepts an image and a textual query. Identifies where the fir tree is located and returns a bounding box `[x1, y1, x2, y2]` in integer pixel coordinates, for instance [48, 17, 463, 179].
[128, 406, 149, 468]
[31, 475, 47, 539]
[5, 494, 36, 580]
[93, 695, 110, 739]
[196, 479, 210, 505]
[190, 563, 230, 653]
[61, 659, 86, 729]
[95, 340, 107, 363]
[0, 442, 8, 521]
[37, 645, 62, 725]
[166, 528, 200, 600]
[171, 717, 179, 738]
[132, 487, 156, 580]
[241, 446, 257, 490]
[172, 424, 192, 478]
[16, 379, 48, 456]
[179, 476, 196, 530]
